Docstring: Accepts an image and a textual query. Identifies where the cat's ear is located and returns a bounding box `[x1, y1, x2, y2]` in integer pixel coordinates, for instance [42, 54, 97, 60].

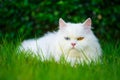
[83, 18, 92, 29]
[59, 18, 66, 29]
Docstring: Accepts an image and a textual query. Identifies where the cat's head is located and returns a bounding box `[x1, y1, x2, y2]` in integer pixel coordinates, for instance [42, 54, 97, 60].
[58, 18, 97, 51]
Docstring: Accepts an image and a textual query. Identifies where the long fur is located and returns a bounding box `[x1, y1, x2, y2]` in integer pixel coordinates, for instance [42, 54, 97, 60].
[20, 18, 102, 65]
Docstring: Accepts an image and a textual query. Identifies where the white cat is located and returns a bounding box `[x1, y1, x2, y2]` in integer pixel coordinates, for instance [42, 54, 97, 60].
[20, 18, 102, 65]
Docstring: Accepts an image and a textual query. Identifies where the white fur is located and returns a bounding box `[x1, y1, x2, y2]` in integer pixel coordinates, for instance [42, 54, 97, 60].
[20, 18, 102, 65]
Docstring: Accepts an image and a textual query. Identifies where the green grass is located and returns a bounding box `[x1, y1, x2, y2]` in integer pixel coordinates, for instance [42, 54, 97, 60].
[0, 40, 120, 80]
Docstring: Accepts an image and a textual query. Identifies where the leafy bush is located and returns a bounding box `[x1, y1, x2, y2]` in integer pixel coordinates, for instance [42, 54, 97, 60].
[0, 0, 120, 41]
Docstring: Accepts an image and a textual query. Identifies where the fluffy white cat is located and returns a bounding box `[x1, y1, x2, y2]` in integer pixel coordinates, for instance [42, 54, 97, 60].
[20, 18, 102, 65]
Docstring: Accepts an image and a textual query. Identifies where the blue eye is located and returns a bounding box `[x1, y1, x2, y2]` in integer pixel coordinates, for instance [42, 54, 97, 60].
[65, 37, 70, 40]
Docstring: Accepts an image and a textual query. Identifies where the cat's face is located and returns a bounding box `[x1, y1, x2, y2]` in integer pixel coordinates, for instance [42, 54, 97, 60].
[58, 18, 94, 51]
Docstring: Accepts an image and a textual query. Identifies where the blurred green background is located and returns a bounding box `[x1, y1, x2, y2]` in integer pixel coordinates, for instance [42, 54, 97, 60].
[0, 0, 120, 41]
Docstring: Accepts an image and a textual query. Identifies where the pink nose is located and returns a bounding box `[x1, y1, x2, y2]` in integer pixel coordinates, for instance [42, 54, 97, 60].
[71, 43, 76, 47]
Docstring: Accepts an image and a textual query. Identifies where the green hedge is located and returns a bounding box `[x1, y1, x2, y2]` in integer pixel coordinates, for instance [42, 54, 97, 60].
[0, 0, 120, 41]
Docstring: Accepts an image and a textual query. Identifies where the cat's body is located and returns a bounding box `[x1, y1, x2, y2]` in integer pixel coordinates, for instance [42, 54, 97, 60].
[21, 18, 102, 65]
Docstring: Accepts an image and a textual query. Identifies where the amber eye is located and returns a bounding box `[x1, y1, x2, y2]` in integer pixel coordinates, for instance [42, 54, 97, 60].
[77, 37, 84, 40]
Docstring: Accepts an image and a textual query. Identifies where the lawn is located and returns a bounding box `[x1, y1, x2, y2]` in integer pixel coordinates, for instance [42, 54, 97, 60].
[0, 40, 120, 80]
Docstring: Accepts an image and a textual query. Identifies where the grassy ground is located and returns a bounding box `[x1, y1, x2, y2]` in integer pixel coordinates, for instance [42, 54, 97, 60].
[0, 40, 120, 80]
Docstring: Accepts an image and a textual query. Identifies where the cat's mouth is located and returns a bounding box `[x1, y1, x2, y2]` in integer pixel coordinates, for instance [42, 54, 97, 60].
[70, 46, 77, 49]
[69, 47, 82, 53]
[71, 47, 75, 49]
[69, 47, 78, 51]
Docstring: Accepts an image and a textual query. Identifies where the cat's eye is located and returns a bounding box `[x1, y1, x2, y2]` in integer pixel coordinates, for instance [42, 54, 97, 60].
[77, 37, 84, 41]
[64, 37, 70, 40]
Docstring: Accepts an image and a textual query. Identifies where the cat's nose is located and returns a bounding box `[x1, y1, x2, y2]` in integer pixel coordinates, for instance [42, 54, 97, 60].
[71, 43, 76, 47]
